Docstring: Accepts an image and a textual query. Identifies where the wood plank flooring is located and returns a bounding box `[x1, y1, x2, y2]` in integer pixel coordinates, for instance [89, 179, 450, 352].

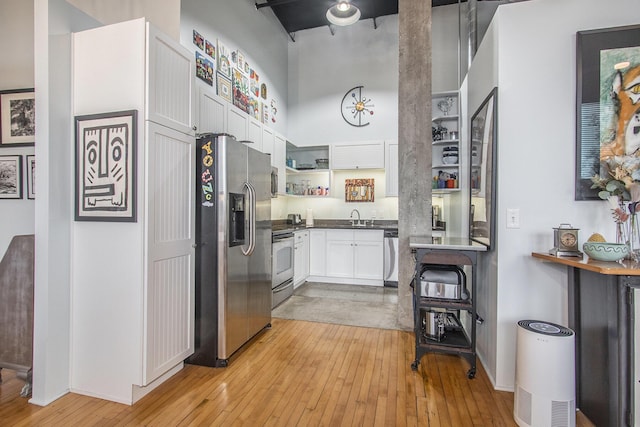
[0, 318, 593, 426]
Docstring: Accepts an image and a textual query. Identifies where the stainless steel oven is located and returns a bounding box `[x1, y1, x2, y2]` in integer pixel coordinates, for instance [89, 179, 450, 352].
[272, 230, 294, 308]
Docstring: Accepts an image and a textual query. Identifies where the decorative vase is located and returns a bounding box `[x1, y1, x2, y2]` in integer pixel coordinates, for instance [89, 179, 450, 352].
[629, 213, 640, 261]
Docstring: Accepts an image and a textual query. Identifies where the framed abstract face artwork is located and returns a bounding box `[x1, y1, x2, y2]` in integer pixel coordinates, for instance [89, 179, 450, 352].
[75, 110, 137, 222]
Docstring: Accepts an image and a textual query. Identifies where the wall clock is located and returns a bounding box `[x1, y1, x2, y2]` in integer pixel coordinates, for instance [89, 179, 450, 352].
[341, 86, 374, 127]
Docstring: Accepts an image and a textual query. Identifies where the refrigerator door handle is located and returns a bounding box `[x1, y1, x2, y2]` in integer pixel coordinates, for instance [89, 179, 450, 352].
[241, 182, 256, 256]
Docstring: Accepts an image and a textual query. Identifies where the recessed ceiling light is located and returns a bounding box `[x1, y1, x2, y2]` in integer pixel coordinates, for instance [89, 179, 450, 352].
[327, 2, 361, 26]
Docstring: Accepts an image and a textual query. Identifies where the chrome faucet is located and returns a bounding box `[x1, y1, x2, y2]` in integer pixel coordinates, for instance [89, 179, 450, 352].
[350, 209, 364, 226]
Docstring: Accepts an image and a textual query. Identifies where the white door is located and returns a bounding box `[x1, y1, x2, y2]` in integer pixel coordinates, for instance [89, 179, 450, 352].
[144, 122, 195, 385]
[353, 240, 384, 280]
[146, 24, 195, 135]
[227, 104, 248, 141]
[326, 230, 354, 279]
[309, 229, 326, 276]
[197, 85, 226, 134]
[248, 117, 263, 152]
[385, 141, 399, 197]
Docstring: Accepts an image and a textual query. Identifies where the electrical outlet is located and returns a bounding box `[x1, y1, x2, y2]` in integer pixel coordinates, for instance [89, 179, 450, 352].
[506, 208, 520, 229]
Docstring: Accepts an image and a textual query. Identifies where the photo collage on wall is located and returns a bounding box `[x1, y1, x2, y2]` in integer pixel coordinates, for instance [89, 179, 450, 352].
[192, 28, 276, 124]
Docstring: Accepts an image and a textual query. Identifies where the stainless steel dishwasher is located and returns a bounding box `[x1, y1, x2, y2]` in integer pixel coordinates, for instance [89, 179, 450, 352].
[383, 230, 398, 287]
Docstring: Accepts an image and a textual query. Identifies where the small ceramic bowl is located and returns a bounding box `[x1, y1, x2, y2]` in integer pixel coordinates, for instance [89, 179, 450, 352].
[583, 242, 629, 262]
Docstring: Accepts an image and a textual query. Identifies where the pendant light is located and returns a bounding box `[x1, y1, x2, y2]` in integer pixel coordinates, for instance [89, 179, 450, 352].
[326, 1, 361, 26]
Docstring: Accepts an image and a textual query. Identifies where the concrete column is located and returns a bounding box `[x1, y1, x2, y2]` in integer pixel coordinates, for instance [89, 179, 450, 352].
[397, 0, 432, 329]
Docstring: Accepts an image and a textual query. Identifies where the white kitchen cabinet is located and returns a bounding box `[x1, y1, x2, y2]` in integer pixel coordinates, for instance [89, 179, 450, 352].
[385, 140, 399, 197]
[274, 132, 287, 194]
[322, 229, 384, 285]
[330, 141, 384, 170]
[226, 104, 248, 141]
[72, 18, 194, 404]
[293, 230, 310, 288]
[262, 126, 275, 162]
[197, 83, 226, 134]
[247, 116, 263, 152]
[309, 229, 327, 276]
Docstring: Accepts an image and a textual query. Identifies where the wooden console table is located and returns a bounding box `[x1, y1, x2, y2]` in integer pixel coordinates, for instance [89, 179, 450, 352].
[532, 252, 637, 427]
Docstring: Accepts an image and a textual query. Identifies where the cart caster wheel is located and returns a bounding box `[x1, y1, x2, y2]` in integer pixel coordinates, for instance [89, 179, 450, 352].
[411, 361, 419, 371]
[467, 369, 476, 379]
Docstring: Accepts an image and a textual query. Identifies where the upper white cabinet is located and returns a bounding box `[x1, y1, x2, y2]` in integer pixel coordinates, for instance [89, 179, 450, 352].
[146, 25, 195, 135]
[226, 104, 248, 141]
[330, 141, 384, 170]
[197, 84, 226, 134]
[385, 140, 399, 197]
[262, 126, 275, 160]
[274, 133, 287, 194]
[247, 116, 263, 152]
[72, 18, 195, 404]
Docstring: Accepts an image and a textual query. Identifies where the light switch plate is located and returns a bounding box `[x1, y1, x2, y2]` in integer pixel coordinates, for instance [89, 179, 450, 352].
[507, 208, 520, 229]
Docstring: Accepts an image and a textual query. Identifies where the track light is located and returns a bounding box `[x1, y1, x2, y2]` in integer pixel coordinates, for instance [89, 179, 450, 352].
[326, 1, 361, 26]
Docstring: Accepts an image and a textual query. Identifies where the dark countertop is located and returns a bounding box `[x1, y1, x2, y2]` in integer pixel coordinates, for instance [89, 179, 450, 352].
[272, 219, 398, 233]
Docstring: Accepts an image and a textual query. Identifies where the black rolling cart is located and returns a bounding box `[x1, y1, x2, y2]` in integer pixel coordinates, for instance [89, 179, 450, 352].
[409, 236, 487, 379]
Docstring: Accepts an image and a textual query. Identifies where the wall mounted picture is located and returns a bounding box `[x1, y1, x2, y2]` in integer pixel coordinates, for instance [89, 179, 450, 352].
[271, 99, 278, 123]
[217, 40, 232, 79]
[1, 89, 35, 146]
[250, 69, 260, 98]
[233, 70, 250, 114]
[26, 155, 35, 200]
[249, 99, 261, 121]
[0, 155, 22, 199]
[575, 24, 640, 200]
[75, 110, 137, 222]
[205, 40, 215, 59]
[261, 83, 267, 100]
[345, 178, 374, 202]
[196, 51, 214, 86]
[216, 72, 232, 103]
[192, 29, 204, 50]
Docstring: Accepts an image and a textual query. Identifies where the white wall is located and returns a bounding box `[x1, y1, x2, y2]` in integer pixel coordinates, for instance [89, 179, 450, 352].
[467, 0, 640, 391]
[32, 0, 101, 406]
[180, 0, 289, 136]
[66, 0, 180, 40]
[0, 0, 35, 258]
[287, 16, 399, 147]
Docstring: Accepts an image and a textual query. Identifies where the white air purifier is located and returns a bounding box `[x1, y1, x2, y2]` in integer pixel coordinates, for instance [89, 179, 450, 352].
[514, 320, 576, 427]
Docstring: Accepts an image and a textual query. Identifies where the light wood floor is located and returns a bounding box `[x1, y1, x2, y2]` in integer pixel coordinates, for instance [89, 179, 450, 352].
[0, 318, 593, 426]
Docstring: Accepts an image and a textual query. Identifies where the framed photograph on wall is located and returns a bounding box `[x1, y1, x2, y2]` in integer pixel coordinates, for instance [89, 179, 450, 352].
[0, 89, 35, 146]
[575, 24, 640, 200]
[75, 110, 137, 222]
[26, 155, 35, 200]
[0, 155, 23, 199]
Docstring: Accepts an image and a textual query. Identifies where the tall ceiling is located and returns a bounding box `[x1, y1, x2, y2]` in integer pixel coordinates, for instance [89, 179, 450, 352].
[256, 0, 464, 35]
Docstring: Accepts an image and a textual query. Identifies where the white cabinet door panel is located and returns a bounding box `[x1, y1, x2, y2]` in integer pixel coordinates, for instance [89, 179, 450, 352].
[385, 140, 398, 197]
[146, 24, 194, 135]
[227, 105, 248, 141]
[248, 117, 263, 152]
[353, 240, 384, 280]
[144, 122, 195, 385]
[309, 229, 326, 276]
[326, 240, 354, 278]
[331, 141, 384, 169]
[197, 85, 226, 134]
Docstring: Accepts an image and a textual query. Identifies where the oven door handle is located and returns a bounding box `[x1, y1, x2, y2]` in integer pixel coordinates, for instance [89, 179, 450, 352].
[241, 182, 256, 256]
[273, 278, 294, 293]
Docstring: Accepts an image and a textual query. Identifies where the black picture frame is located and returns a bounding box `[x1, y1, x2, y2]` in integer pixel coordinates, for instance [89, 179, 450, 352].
[74, 110, 137, 222]
[26, 155, 35, 200]
[575, 24, 640, 200]
[0, 155, 23, 199]
[0, 89, 35, 146]
[469, 87, 498, 250]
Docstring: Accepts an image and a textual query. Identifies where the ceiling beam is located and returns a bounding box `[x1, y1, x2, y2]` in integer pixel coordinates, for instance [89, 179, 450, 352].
[255, 0, 304, 10]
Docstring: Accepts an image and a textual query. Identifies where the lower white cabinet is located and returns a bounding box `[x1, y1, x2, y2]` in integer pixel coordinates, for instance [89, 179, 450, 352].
[310, 229, 384, 286]
[294, 230, 310, 288]
[309, 229, 327, 276]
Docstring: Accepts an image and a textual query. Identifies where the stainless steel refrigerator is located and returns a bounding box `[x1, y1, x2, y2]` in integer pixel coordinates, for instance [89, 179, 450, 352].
[188, 133, 272, 367]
